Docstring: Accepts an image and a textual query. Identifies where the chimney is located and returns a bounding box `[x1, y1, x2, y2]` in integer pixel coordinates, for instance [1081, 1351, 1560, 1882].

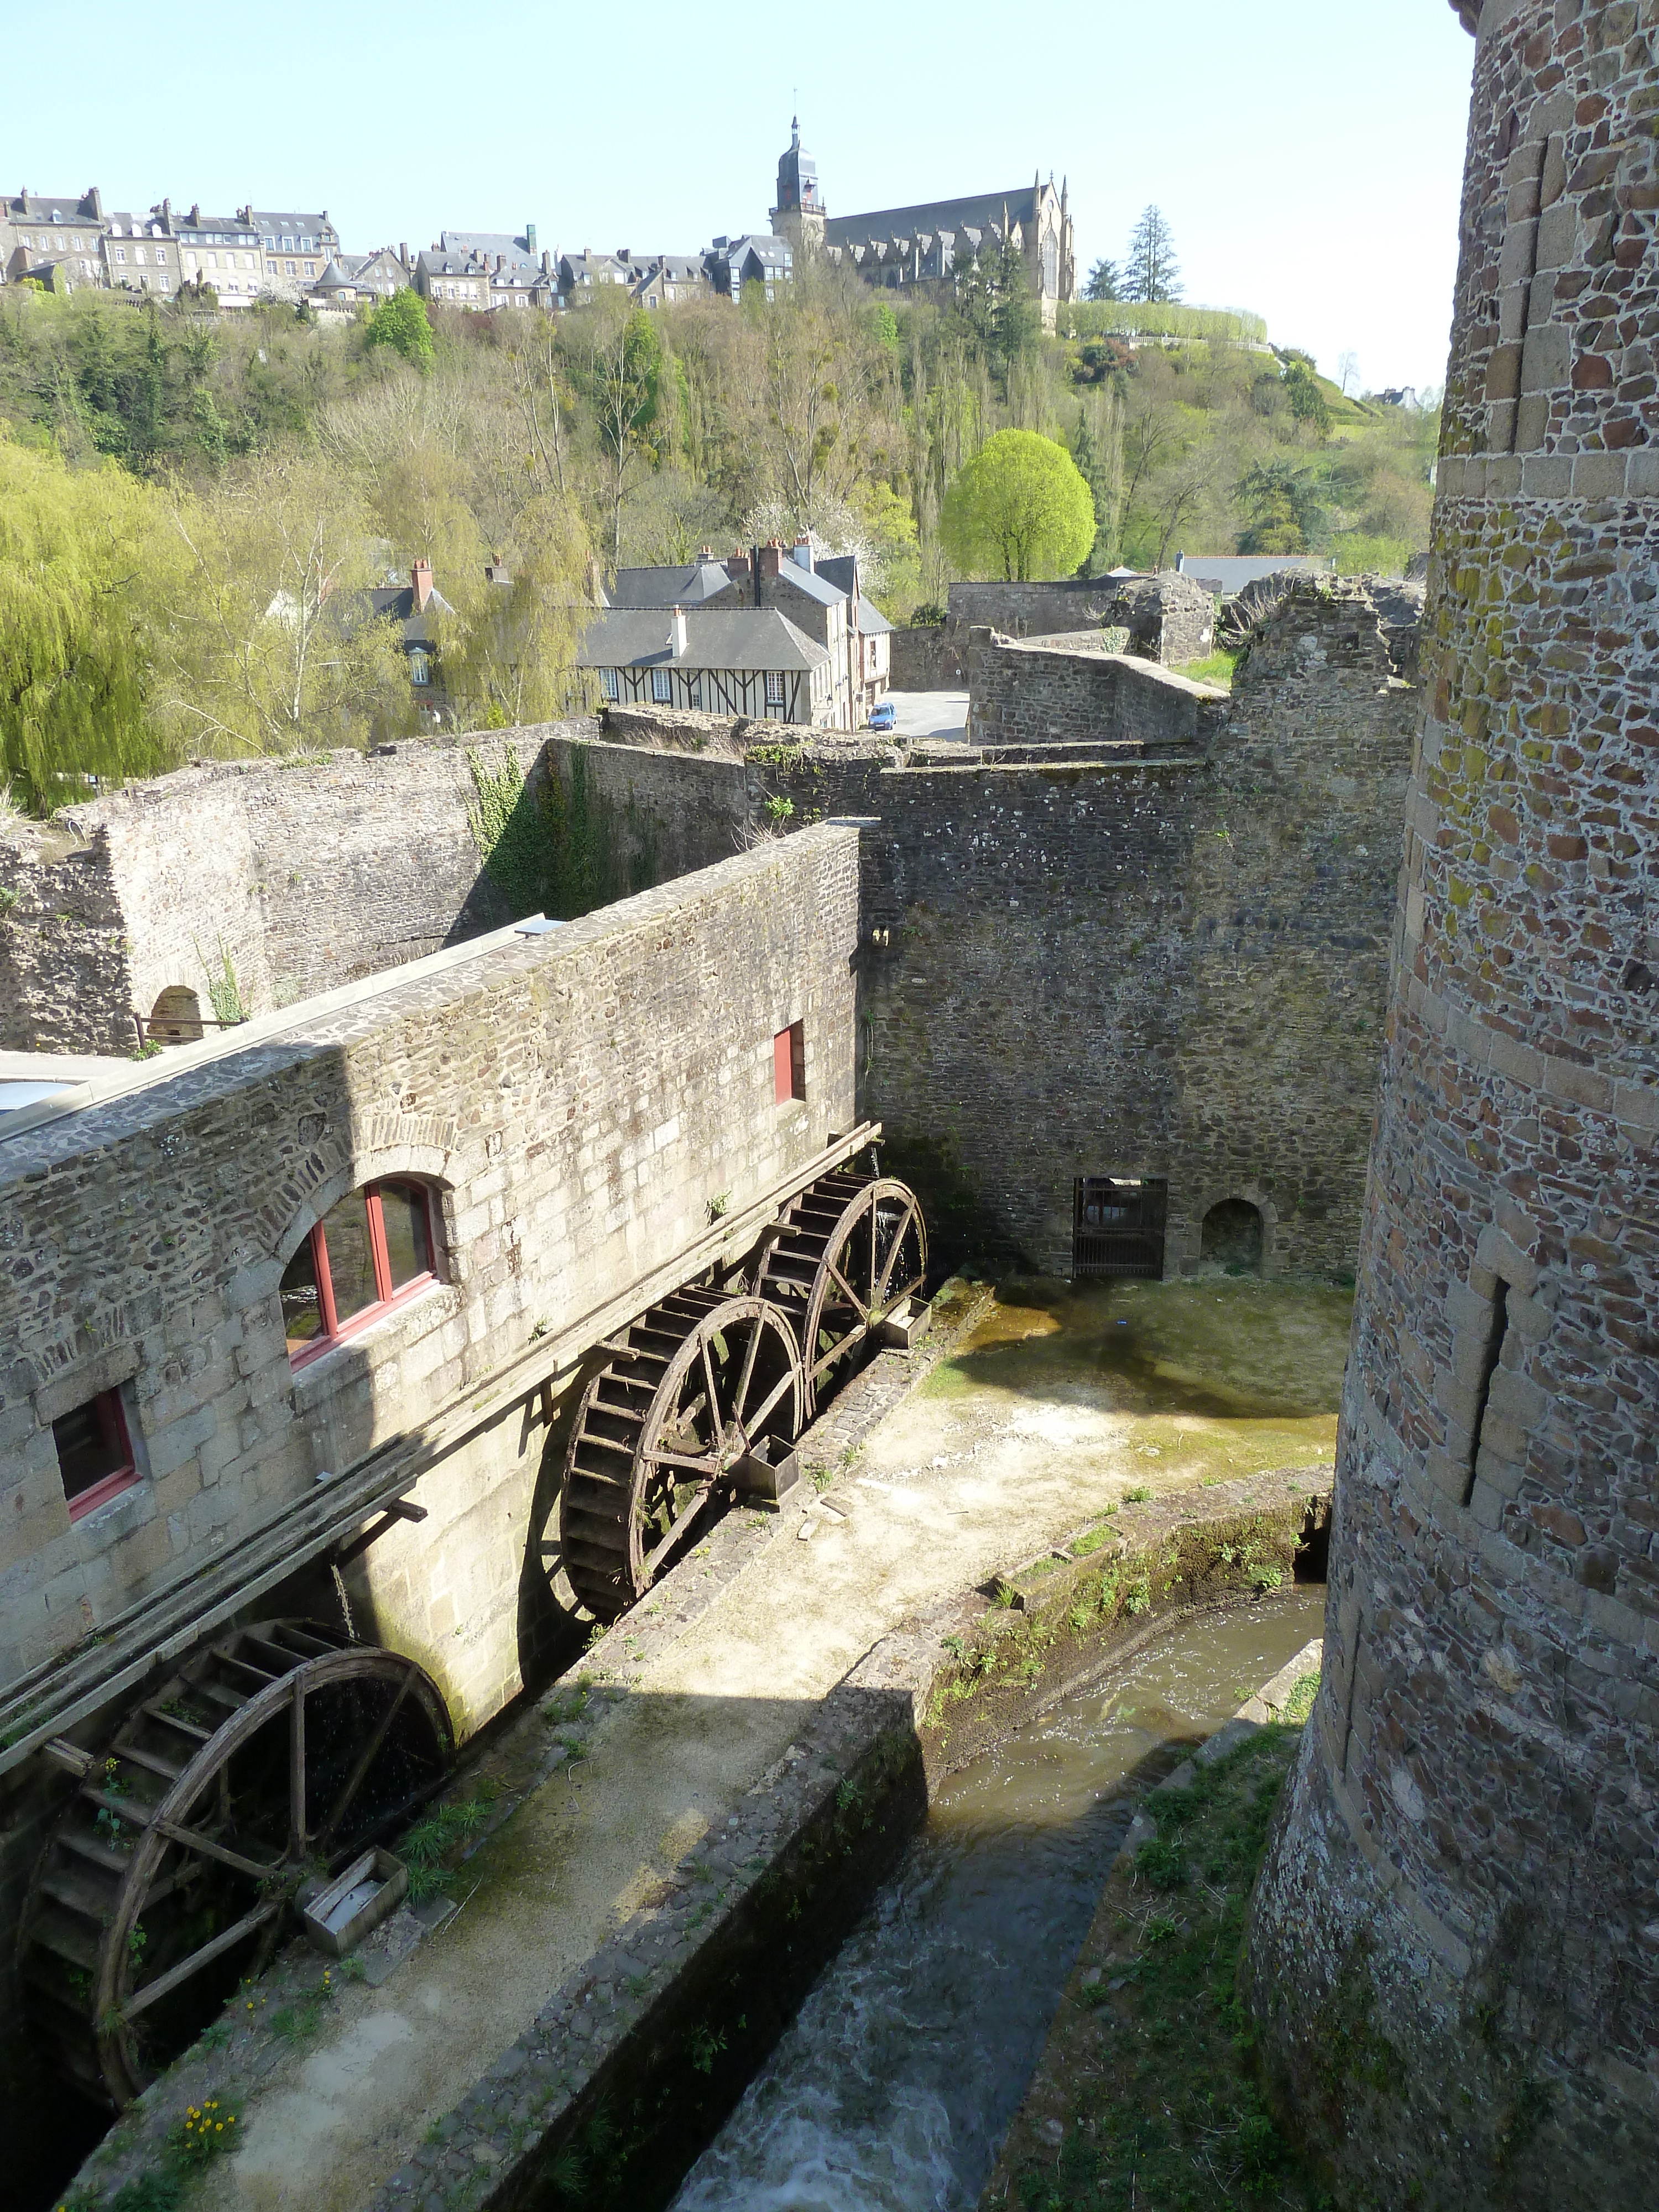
[724, 550, 750, 586]
[526, 221, 537, 257]
[400, 241, 409, 267]
[757, 541, 784, 591]
[411, 558, 434, 612]
[792, 534, 813, 572]
[87, 186, 102, 218]
[541, 249, 551, 273]
[670, 607, 687, 658]
[699, 545, 713, 560]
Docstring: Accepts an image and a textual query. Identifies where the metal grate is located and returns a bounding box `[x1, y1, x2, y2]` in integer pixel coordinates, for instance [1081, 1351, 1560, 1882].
[1073, 1176, 1167, 1280]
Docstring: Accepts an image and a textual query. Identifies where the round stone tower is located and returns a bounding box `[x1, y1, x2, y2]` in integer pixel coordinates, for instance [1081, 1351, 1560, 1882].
[1246, 6, 1659, 2206]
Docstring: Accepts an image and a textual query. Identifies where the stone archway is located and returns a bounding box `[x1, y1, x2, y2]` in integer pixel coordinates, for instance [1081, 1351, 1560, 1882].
[1201, 1197, 1264, 1273]
[148, 985, 204, 1046]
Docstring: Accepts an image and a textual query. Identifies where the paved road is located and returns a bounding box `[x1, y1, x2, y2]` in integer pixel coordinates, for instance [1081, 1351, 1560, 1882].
[880, 689, 968, 742]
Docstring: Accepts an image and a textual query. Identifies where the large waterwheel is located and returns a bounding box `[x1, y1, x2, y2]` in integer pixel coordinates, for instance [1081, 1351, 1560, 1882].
[20, 1620, 451, 2109]
[755, 1168, 927, 1415]
[560, 1286, 804, 1621]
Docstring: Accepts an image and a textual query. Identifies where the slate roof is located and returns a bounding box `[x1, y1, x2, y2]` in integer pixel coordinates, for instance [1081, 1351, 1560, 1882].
[825, 185, 1037, 248]
[769, 561, 844, 609]
[605, 563, 738, 609]
[3, 192, 102, 224]
[442, 228, 535, 263]
[577, 608, 829, 672]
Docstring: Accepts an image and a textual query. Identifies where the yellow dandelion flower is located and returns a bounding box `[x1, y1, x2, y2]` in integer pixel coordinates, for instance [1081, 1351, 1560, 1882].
[215, 2124, 223, 2133]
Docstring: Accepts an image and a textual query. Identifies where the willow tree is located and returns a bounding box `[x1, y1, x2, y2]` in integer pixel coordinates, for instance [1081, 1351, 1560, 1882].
[940, 429, 1095, 581]
[0, 427, 178, 809]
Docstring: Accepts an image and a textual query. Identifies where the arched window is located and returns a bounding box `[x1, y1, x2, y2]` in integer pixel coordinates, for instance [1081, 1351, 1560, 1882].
[281, 1181, 440, 1366]
[148, 984, 204, 1046]
[1201, 1198, 1264, 1274]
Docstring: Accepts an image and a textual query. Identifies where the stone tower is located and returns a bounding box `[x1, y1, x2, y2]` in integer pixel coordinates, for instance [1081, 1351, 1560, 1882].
[1246, 5, 1659, 2205]
[770, 115, 824, 258]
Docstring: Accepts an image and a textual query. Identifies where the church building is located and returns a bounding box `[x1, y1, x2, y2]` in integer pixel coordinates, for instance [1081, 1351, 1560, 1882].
[769, 118, 1076, 328]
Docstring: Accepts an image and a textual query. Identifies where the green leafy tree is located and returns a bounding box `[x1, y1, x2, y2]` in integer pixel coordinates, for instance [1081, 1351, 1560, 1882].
[1083, 257, 1121, 302]
[0, 428, 178, 807]
[364, 288, 434, 371]
[1123, 206, 1182, 304]
[1236, 462, 1325, 554]
[1281, 356, 1332, 440]
[940, 429, 1095, 581]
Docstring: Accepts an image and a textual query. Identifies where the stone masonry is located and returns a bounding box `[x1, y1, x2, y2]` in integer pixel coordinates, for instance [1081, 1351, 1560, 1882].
[0, 724, 589, 1056]
[1246, 7, 1659, 2206]
[0, 830, 859, 2042]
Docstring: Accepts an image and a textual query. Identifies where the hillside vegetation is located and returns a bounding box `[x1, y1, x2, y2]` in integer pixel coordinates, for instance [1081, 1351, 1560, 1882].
[0, 263, 1438, 804]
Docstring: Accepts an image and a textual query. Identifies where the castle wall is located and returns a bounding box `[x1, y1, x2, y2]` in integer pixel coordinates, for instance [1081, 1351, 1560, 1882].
[1248, 7, 1659, 2204]
[968, 634, 1228, 752]
[947, 572, 1216, 667]
[0, 827, 859, 1729]
[0, 726, 594, 1054]
[740, 579, 1413, 1275]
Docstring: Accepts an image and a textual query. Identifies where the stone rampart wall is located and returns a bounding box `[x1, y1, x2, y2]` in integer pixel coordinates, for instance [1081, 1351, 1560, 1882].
[948, 572, 1215, 666]
[889, 625, 966, 690]
[0, 726, 595, 1053]
[969, 635, 1229, 752]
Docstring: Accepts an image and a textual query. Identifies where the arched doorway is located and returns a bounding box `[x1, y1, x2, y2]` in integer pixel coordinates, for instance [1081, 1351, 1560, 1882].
[148, 985, 204, 1046]
[1201, 1198, 1264, 1273]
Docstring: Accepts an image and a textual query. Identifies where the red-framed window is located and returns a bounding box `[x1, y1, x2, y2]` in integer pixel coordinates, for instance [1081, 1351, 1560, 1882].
[54, 1389, 140, 1521]
[280, 1181, 440, 1367]
[773, 1021, 805, 1104]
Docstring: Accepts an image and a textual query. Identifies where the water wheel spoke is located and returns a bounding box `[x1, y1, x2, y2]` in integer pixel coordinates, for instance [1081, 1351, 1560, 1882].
[289, 1679, 307, 1855]
[650, 1447, 723, 1475]
[639, 1481, 710, 1572]
[873, 1200, 920, 1308]
[124, 1898, 282, 2020]
[698, 1337, 723, 1443]
[745, 1368, 798, 1436]
[828, 1255, 871, 1322]
[730, 1313, 765, 1439]
[315, 1668, 415, 1851]
[154, 1818, 285, 1884]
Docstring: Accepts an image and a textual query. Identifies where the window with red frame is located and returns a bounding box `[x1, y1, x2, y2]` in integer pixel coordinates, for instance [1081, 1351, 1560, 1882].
[280, 1181, 439, 1364]
[773, 1021, 805, 1104]
[54, 1389, 139, 1520]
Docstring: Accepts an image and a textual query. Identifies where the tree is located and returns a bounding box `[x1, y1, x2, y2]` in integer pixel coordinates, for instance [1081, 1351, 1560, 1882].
[1071, 389, 1125, 575]
[1236, 462, 1325, 554]
[1083, 257, 1121, 302]
[1281, 356, 1332, 440]
[1123, 207, 1182, 304]
[562, 305, 663, 570]
[940, 429, 1095, 581]
[0, 429, 178, 807]
[364, 288, 434, 371]
[1337, 349, 1360, 395]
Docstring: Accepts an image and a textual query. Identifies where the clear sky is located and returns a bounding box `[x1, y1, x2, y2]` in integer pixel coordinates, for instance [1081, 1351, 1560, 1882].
[3, 0, 1473, 393]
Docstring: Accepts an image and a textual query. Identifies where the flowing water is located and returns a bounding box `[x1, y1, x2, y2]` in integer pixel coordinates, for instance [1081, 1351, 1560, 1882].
[670, 1587, 1326, 2212]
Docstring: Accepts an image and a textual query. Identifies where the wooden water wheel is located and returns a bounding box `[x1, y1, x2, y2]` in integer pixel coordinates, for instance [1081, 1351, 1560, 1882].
[755, 1169, 927, 1414]
[560, 1286, 804, 1621]
[19, 1620, 451, 2109]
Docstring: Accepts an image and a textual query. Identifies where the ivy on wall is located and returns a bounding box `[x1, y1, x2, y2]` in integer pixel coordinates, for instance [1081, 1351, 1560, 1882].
[465, 742, 661, 924]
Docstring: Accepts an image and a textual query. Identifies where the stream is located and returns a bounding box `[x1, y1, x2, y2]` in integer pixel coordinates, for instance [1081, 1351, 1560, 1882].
[669, 1586, 1326, 2212]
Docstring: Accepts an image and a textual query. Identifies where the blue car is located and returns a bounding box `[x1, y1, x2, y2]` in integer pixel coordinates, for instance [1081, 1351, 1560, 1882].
[868, 701, 896, 732]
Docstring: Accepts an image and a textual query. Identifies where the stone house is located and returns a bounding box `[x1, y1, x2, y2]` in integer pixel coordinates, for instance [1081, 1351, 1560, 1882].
[251, 207, 341, 298]
[0, 187, 107, 288]
[706, 233, 792, 300]
[172, 206, 265, 306]
[101, 209, 182, 298]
